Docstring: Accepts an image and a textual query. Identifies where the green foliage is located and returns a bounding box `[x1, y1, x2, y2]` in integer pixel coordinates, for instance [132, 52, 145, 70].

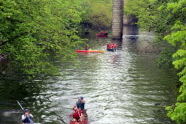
[166, 103, 186, 124]
[157, 46, 176, 69]
[163, 1, 186, 124]
[82, 0, 112, 30]
[125, 0, 162, 31]
[126, 0, 186, 123]
[0, 0, 113, 75]
[125, 0, 179, 33]
[0, 0, 86, 75]
[163, 5, 186, 123]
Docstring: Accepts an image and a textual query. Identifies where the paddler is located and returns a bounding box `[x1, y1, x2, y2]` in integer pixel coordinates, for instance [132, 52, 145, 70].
[72, 106, 81, 122]
[84, 45, 89, 50]
[21, 109, 34, 124]
[76, 97, 85, 110]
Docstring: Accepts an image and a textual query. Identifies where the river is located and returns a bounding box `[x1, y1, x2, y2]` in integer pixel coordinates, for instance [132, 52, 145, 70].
[0, 26, 177, 124]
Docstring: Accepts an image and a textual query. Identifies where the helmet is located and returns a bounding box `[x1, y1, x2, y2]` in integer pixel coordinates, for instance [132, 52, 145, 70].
[24, 109, 30, 113]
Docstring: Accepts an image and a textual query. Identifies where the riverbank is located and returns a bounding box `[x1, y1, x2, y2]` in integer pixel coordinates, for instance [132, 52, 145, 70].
[0, 29, 178, 124]
[125, 0, 186, 123]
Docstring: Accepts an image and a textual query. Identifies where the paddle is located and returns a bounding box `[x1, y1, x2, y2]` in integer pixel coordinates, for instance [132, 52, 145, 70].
[17, 101, 67, 124]
[17, 101, 24, 110]
[16, 100, 34, 124]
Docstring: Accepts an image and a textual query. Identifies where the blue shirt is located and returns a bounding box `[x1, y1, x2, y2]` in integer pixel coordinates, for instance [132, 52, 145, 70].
[76, 101, 85, 110]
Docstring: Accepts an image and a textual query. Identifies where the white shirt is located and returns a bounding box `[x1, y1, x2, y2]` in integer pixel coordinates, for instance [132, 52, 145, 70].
[21, 114, 33, 120]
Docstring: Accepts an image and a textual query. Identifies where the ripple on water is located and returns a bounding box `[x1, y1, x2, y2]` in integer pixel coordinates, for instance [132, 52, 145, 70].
[5, 39, 175, 124]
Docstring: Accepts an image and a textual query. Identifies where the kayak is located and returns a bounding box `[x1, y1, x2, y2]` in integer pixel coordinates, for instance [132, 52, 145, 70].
[75, 50, 105, 53]
[70, 119, 88, 124]
[96, 31, 108, 38]
[107, 48, 116, 52]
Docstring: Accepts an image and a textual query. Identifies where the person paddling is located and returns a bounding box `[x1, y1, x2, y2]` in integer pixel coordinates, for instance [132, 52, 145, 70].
[22, 109, 34, 124]
[71, 106, 81, 122]
[76, 97, 85, 110]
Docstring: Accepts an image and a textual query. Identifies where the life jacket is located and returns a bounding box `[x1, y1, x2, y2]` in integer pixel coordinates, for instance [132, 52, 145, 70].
[73, 109, 81, 121]
[73, 111, 80, 118]
[22, 116, 32, 123]
[76, 101, 81, 109]
[80, 102, 85, 110]
[107, 43, 117, 49]
[22, 114, 33, 124]
[107, 43, 113, 49]
[76, 101, 85, 110]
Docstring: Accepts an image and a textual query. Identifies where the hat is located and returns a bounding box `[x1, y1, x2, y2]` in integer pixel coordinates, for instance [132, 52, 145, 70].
[24, 109, 30, 113]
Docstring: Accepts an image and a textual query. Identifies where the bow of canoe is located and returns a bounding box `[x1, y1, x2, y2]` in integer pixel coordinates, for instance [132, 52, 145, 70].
[70, 119, 88, 124]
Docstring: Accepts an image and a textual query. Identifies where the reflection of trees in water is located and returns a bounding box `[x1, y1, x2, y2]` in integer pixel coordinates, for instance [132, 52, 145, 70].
[0, 54, 8, 75]
[0, 76, 49, 124]
[123, 25, 139, 36]
[123, 25, 160, 53]
[123, 25, 139, 47]
[0, 78, 40, 101]
[0, 53, 101, 124]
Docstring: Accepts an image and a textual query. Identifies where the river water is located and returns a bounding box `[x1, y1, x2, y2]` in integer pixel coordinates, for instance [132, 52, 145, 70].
[0, 26, 177, 124]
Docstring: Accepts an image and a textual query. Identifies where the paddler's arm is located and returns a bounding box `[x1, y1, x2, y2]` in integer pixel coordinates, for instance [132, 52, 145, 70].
[29, 114, 33, 118]
[22, 115, 26, 121]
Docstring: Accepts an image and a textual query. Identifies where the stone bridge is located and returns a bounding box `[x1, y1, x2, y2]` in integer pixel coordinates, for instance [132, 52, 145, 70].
[112, 0, 123, 40]
[112, 0, 136, 40]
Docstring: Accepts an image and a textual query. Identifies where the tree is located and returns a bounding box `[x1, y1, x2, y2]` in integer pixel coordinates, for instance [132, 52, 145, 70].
[126, 0, 186, 123]
[0, 0, 85, 75]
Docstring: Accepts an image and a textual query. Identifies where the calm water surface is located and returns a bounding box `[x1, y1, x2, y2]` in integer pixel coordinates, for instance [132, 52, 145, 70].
[0, 28, 177, 124]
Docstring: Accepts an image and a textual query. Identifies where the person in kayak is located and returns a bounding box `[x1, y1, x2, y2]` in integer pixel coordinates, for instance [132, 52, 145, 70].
[72, 106, 81, 122]
[22, 109, 34, 124]
[76, 97, 85, 110]
[84, 45, 89, 50]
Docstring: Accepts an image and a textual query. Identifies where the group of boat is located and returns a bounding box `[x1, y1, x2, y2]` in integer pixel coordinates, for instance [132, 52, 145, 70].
[18, 31, 116, 124]
[76, 31, 118, 53]
[19, 97, 88, 124]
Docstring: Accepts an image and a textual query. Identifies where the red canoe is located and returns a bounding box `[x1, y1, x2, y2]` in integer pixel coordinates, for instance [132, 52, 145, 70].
[70, 119, 88, 124]
[75, 50, 105, 53]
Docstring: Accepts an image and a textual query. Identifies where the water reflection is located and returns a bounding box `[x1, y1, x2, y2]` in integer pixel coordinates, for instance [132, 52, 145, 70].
[0, 26, 177, 124]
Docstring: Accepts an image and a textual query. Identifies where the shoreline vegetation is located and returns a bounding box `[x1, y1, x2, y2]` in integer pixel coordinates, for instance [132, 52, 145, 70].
[0, 0, 185, 123]
[0, 0, 112, 76]
[126, 0, 186, 123]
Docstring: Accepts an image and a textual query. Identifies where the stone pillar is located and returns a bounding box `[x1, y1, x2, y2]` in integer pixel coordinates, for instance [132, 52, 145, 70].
[112, 0, 123, 40]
